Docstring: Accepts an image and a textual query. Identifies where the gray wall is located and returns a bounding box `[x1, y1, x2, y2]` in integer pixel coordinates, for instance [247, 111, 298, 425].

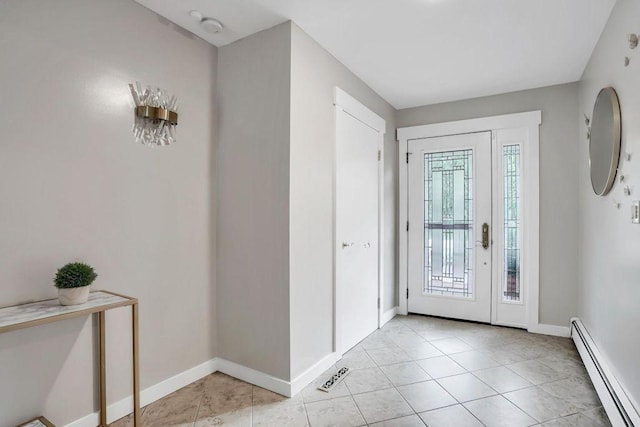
[0, 0, 218, 425]
[397, 83, 580, 327]
[216, 23, 292, 380]
[216, 21, 399, 382]
[289, 24, 398, 378]
[578, 0, 640, 405]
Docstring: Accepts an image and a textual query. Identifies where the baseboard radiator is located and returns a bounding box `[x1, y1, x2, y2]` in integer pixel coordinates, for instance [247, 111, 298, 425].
[571, 318, 640, 426]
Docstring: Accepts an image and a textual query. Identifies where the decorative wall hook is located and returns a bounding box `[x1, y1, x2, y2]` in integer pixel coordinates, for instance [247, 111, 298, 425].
[624, 186, 632, 196]
[625, 152, 632, 161]
[620, 174, 625, 183]
[613, 199, 621, 209]
[584, 114, 591, 140]
[625, 56, 631, 67]
[629, 33, 639, 49]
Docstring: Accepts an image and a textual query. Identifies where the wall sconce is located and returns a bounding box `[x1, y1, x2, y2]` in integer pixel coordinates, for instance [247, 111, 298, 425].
[129, 82, 178, 147]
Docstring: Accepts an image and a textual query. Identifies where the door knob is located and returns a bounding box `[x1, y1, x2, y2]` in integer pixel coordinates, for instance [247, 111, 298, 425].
[342, 242, 355, 249]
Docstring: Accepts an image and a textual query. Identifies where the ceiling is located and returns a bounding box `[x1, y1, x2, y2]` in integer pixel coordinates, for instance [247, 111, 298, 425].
[134, 0, 616, 109]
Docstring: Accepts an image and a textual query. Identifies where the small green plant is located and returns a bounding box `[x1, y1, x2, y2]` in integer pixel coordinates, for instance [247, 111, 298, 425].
[54, 262, 98, 289]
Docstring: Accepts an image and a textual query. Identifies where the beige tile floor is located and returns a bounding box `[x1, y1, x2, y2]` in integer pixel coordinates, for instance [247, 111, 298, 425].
[110, 315, 611, 426]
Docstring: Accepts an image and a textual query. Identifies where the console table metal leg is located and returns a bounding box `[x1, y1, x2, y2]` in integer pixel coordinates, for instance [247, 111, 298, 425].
[132, 302, 140, 426]
[99, 311, 107, 426]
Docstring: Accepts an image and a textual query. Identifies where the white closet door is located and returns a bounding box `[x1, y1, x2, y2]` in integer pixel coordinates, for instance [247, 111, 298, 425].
[335, 94, 382, 353]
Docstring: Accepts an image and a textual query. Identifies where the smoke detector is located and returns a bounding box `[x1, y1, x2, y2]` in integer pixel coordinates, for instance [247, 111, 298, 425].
[201, 18, 223, 34]
[189, 11, 224, 34]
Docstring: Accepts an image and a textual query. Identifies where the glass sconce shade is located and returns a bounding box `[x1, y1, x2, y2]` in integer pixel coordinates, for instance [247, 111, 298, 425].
[129, 82, 178, 147]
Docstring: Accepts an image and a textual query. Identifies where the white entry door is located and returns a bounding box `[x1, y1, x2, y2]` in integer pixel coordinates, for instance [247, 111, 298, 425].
[408, 132, 492, 323]
[400, 112, 540, 330]
[335, 88, 384, 354]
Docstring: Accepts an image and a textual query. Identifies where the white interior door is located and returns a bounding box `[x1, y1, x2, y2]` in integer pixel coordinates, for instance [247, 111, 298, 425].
[335, 91, 383, 354]
[408, 132, 492, 323]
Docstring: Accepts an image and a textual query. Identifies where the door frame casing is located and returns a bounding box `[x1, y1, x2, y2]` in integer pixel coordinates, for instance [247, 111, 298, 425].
[397, 111, 541, 332]
[333, 87, 386, 356]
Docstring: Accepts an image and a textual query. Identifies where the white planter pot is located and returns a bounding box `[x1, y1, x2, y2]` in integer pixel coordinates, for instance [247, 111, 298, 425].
[58, 286, 90, 306]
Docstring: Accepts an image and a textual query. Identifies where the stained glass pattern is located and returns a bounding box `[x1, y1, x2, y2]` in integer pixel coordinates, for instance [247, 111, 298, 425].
[423, 150, 474, 298]
[503, 145, 521, 302]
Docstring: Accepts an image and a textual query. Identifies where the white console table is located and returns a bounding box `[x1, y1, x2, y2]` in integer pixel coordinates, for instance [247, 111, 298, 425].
[0, 291, 140, 427]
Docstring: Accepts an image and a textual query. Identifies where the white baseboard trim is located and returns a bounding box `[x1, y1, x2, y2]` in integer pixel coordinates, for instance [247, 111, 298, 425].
[66, 358, 218, 427]
[64, 352, 346, 426]
[528, 323, 570, 337]
[214, 357, 291, 397]
[380, 306, 398, 327]
[290, 352, 339, 396]
[571, 318, 640, 427]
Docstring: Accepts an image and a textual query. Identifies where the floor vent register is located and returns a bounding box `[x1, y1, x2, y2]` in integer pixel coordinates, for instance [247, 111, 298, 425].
[317, 367, 351, 392]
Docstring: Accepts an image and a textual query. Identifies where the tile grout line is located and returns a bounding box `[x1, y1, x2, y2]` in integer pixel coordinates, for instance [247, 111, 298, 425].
[385, 319, 461, 420]
[378, 316, 595, 426]
[190, 387, 205, 427]
[301, 386, 313, 427]
[392, 326, 489, 425]
[350, 345, 420, 425]
[500, 390, 546, 424]
[501, 383, 592, 425]
[397, 319, 466, 424]
[399, 318, 501, 426]
[401, 319, 532, 426]
[136, 316, 602, 427]
[347, 384, 377, 426]
[365, 344, 430, 425]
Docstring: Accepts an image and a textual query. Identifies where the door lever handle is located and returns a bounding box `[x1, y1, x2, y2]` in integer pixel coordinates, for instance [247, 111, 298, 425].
[481, 223, 489, 249]
[342, 242, 355, 249]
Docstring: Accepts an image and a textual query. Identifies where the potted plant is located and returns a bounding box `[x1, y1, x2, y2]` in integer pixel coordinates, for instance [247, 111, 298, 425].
[54, 262, 98, 306]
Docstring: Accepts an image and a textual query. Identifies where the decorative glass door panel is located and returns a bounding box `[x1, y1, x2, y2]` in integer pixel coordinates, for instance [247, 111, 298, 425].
[503, 145, 521, 302]
[408, 132, 492, 323]
[491, 127, 527, 328]
[423, 150, 474, 298]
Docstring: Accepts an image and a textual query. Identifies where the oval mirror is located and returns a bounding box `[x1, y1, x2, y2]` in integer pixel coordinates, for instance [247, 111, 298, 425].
[589, 87, 621, 196]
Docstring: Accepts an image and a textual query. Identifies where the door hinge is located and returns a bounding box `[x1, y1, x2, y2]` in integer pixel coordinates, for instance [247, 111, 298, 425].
[406, 221, 409, 232]
[378, 150, 381, 161]
[406, 288, 409, 299]
[406, 152, 409, 163]
[377, 298, 380, 309]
